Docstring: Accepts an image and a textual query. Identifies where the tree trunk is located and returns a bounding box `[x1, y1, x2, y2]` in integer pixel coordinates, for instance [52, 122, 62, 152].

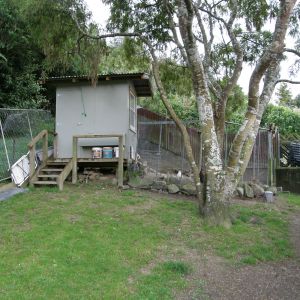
[214, 101, 226, 156]
[146, 43, 204, 212]
[178, 0, 231, 226]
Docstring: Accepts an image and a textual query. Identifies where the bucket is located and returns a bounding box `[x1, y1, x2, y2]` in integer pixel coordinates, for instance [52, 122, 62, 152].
[92, 147, 102, 159]
[114, 147, 119, 158]
[103, 147, 113, 158]
[264, 191, 274, 203]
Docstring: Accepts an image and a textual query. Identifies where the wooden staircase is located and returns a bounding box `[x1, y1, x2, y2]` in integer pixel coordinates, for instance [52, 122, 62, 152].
[28, 131, 124, 190]
[31, 159, 73, 191]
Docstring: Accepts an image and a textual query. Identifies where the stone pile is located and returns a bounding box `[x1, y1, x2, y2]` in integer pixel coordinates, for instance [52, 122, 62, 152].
[235, 181, 278, 200]
[127, 170, 196, 195]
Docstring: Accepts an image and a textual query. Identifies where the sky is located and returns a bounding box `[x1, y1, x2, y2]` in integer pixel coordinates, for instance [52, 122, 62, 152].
[85, 0, 299, 99]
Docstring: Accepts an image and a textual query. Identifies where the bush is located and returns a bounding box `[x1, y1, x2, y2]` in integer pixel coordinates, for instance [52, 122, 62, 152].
[261, 105, 300, 136]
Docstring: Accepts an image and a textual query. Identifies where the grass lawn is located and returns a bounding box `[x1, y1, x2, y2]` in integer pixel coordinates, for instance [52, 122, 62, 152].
[0, 184, 299, 299]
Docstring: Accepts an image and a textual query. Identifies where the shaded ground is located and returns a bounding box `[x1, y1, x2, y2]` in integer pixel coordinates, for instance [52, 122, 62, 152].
[175, 197, 300, 300]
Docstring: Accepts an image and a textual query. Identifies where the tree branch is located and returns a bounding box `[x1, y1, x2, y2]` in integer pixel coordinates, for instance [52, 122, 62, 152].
[163, 0, 188, 64]
[284, 48, 300, 57]
[227, 0, 297, 171]
[275, 79, 300, 85]
[71, 9, 139, 40]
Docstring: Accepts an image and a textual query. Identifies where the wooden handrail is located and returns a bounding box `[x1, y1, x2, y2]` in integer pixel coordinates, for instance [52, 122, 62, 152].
[28, 130, 49, 181]
[28, 129, 48, 148]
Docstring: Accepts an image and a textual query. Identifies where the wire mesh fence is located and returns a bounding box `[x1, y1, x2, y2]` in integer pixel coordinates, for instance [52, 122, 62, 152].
[224, 124, 274, 184]
[137, 108, 200, 176]
[0, 109, 54, 182]
[137, 108, 277, 184]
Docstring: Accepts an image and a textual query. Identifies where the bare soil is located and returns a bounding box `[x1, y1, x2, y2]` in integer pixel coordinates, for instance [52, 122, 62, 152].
[175, 202, 300, 300]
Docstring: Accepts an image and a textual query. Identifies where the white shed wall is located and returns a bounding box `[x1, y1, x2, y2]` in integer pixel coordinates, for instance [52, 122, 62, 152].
[55, 82, 135, 158]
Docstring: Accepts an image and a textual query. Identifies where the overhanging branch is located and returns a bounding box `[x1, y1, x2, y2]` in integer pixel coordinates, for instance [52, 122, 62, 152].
[71, 9, 139, 40]
[284, 48, 300, 58]
[275, 79, 300, 85]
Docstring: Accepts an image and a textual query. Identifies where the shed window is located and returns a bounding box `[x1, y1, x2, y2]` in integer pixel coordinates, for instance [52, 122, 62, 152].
[129, 90, 136, 131]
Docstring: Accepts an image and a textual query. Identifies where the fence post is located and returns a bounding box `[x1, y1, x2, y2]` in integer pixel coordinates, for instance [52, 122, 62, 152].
[118, 135, 124, 187]
[0, 119, 10, 170]
[199, 131, 202, 169]
[29, 145, 35, 182]
[268, 130, 274, 186]
[72, 136, 78, 184]
[43, 131, 48, 162]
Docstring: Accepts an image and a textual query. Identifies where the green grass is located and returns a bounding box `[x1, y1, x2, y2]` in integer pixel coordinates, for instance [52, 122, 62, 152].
[285, 193, 300, 207]
[0, 184, 296, 299]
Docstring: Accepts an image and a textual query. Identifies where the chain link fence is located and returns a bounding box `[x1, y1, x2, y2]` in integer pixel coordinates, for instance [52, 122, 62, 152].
[0, 109, 54, 182]
[137, 108, 276, 185]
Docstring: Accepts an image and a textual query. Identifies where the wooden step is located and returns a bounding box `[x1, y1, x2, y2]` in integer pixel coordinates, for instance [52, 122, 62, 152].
[38, 174, 59, 178]
[47, 161, 67, 166]
[33, 181, 57, 185]
[41, 168, 64, 172]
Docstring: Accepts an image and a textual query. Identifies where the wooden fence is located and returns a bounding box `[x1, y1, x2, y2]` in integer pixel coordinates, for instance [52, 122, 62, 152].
[276, 133, 300, 193]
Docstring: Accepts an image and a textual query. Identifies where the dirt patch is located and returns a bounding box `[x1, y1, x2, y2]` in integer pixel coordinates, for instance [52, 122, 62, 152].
[290, 214, 300, 259]
[174, 251, 300, 300]
[176, 212, 300, 300]
[65, 214, 81, 223]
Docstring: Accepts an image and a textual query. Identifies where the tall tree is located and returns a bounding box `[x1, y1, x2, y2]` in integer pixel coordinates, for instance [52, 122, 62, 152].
[0, 0, 45, 108]
[295, 93, 300, 107]
[20, 0, 298, 225]
[276, 83, 294, 106]
[98, 0, 298, 225]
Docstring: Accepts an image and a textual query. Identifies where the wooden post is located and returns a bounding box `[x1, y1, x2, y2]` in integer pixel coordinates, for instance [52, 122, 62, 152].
[72, 136, 78, 184]
[118, 135, 124, 187]
[199, 131, 202, 169]
[53, 133, 58, 159]
[29, 145, 35, 183]
[43, 131, 48, 162]
[267, 130, 274, 186]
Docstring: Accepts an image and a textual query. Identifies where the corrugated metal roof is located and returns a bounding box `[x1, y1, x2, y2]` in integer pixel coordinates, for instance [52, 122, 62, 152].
[44, 72, 152, 97]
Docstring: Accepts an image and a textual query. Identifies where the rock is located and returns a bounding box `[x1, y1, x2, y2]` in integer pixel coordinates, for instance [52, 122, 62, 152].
[181, 183, 197, 196]
[128, 177, 153, 189]
[88, 172, 100, 181]
[268, 186, 277, 195]
[168, 174, 193, 186]
[152, 180, 167, 191]
[262, 185, 269, 191]
[122, 185, 130, 190]
[167, 184, 180, 194]
[244, 183, 254, 198]
[111, 178, 118, 186]
[249, 216, 261, 224]
[168, 175, 181, 185]
[251, 183, 265, 197]
[236, 187, 244, 197]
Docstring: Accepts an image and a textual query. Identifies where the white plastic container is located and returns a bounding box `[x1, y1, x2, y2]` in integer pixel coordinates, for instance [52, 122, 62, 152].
[264, 191, 274, 203]
[114, 147, 119, 158]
